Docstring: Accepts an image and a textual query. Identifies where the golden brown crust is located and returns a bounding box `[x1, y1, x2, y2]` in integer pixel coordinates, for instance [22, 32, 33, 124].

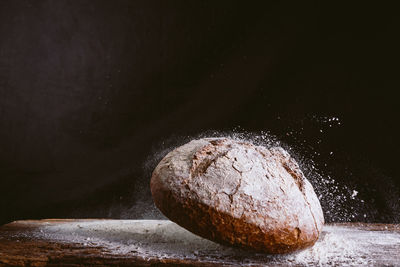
[152, 179, 317, 253]
[150, 138, 324, 254]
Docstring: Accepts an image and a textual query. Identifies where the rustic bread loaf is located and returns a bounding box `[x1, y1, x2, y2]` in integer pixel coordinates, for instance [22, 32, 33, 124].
[150, 138, 324, 254]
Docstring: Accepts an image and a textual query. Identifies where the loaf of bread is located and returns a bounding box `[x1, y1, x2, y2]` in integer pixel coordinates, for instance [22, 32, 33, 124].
[150, 138, 324, 254]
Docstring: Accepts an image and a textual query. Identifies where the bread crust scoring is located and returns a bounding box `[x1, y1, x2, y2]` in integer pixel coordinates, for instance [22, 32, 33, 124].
[150, 138, 324, 254]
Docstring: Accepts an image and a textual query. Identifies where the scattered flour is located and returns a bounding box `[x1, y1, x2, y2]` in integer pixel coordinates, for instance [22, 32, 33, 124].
[32, 220, 400, 266]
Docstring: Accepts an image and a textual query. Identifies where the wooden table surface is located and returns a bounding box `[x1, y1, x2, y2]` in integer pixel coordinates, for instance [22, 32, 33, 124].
[0, 219, 399, 266]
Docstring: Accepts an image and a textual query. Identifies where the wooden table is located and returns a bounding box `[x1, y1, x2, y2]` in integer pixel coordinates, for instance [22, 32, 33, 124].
[1, 219, 399, 266]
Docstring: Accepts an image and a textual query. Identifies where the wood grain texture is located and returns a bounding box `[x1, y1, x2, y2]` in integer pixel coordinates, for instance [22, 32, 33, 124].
[0, 219, 399, 266]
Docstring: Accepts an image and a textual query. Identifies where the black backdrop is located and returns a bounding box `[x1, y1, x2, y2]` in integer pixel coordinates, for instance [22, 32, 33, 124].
[0, 1, 399, 225]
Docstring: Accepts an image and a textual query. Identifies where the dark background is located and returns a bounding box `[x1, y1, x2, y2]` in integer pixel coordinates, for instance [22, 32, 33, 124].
[0, 1, 399, 225]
